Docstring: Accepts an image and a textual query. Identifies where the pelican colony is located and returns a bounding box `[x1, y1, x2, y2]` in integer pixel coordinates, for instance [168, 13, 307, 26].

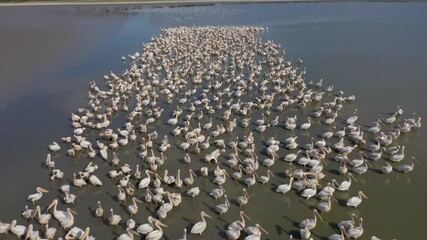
[0, 26, 422, 240]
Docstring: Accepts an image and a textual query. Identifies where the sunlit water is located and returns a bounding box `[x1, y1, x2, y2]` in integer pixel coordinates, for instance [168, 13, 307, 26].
[1, 2, 426, 239]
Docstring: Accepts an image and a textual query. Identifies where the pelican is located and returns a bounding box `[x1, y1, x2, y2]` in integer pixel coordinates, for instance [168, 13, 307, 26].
[73, 173, 87, 187]
[33, 205, 51, 225]
[395, 157, 420, 173]
[59, 208, 77, 229]
[245, 223, 269, 239]
[236, 188, 250, 206]
[337, 213, 359, 231]
[7, 220, 26, 238]
[48, 142, 61, 152]
[183, 169, 197, 186]
[65, 227, 93, 240]
[300, 117, 313, 130]
[47, 199, 69, 222]
[380, 162, 393, 174]
[89, 175, 102, 186]
[215, 194, 230, 215]
[117, 228, 139, 240]
[244, 171, 258, 187]
[299, 225, 311, 240]
[127, 197, 143, 216]
[210, 185, 225, 199]
[138, 170, 153, 188]
[390, 146, 405, 162]
[229, 211, 251, 231]
[146, 219, 167, 240]
[27, 187, 49, 204]
[316, 195, 335, 213]
[95, 201, 103, 217]
[136, 216, 155, 234]
[44, 222, 57, 239]
[299, 209, 323, 230]
[276, 177, 294, 194]
[333, 173, 357, 191]
[347, 218, 364, 239]
[191, 211, 212, 235]
[21, 205, 35, 220]
[108, 208, 122, 226]
[346, 191, 369, 208]
[186, 187, 200, 198]
[328, 226, 348, 240]
[258, 170, 274, 184]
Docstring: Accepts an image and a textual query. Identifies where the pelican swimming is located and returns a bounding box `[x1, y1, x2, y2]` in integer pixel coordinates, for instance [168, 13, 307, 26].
[47, 199, 69, 222]
[191, 211, 212, 235]
[33, 205, 52, 225]
[65, 227, 93, 240]
[127, 197, 143, 215]
[215, 194, 230, 215]
[48, 142, 61, 152]
[59, 208, 77, 229]
[236, 188, 250, 206]
[276, 177, 294, 194]
[299, 209, 323, 230]
[117, 228, 139, 240]
[27, 187, 49, 204]
[108, 208, 122, 226]
[7, 220, 26, 238]
[347, 218, 364, 239]
[95, 201, 103, 217]
[390, 145, 405, 162]
[136, 216, 155, 235]
[346, 191, 369, 208]
[395, 157, 420, 173]
[333, 173, 357, 191]
[146, 219, 167, 240]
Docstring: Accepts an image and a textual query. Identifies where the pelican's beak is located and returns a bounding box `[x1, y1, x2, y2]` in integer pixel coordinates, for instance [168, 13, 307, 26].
[70, 209, 78, 215]
[40, 188, 49, 193]
[135, 198, 144, 204]
[331, 194, 339, 203]
[361, 192, 369, 200]
[412, 157, 421, 166]
[130, 229, 140, 236]
[157, 221, 168, 228]
[203, 212, 213, 219]
[365, 160, 373, 167]
[47, 200, 56, 211]
[314, 210, 323, 222]
[259, 225, 269, 235]
[242, 211, 251, 220]
[349, 173, 358, 182]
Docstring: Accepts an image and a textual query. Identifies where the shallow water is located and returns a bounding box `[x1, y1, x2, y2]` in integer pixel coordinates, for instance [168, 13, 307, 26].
[1, 2, 427, 239]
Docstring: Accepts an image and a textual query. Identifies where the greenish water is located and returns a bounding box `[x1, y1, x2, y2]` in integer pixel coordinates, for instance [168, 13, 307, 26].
[0, 2, 426, 239]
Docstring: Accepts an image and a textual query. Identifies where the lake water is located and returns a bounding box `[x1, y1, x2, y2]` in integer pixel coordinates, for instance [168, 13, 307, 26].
[1, 2, 426, 239]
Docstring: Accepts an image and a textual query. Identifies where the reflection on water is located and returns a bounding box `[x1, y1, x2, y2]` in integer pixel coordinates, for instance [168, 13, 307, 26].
[0, 2, 426, 240]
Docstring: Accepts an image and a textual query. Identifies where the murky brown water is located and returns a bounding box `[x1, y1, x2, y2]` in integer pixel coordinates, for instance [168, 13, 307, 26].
[1, 2, 426, 239]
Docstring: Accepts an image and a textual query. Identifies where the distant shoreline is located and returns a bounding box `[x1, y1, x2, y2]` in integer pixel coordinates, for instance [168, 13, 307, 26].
[1, 0, 425, 7]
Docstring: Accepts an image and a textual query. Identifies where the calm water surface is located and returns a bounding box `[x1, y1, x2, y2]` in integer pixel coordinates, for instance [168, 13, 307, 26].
[1, 2, 426, 239]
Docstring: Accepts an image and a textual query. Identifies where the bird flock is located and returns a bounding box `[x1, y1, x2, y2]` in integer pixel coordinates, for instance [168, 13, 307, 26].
[0, 26, 422, 240]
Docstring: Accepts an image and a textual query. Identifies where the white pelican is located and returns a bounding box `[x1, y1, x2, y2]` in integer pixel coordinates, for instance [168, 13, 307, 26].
[337, 213, 359, 231]
[390, 145, 405, 162]
[44, 222, 57, 239]
[229, 211, 251, 231]
[210, 185, 225, 199]
[7, 220, 26, 238]
[244, 172, 258, 187]
[27, 187, 49, 204]
[73, 174, 87, 187]
[396, 157, 420, 173]
[299, 209, 323, 230]
[183, 169, 197, 186]
[48, 142, 61, 152]
[245, 223, 269, 239]
[59, 208, 77, 229]
[127, 197, 143, 216]
[21, 205, 35, 220]
[346, 191, 368, 208]
[65, 227, 93, 240]
[136, 216, 155, 234]
[89, 175, 103, 186]
[300, 117, 313, 130]
[347, 218, 364, 239]
[258, 170, 274, 184]
[215, 194, 230, 215]
[236, 188, 250, 206]
[95, 201, 103, 217]
[108, 208, 122, 226]
[146, 219, 167, 240]
[299, 225, 311, 240]
[117, 228, 139, 240]
[191, 211, 212, 235]
[333, 173, 357, 191]
[47, 199, 69, 222]
[64, 190, 76, 205]
[186, 187, 200, 198]
[328, 226, 348, 240]
[276, 177, 294, 194]
[33, 205, 51, 225]
[139, 170, 154, 189]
